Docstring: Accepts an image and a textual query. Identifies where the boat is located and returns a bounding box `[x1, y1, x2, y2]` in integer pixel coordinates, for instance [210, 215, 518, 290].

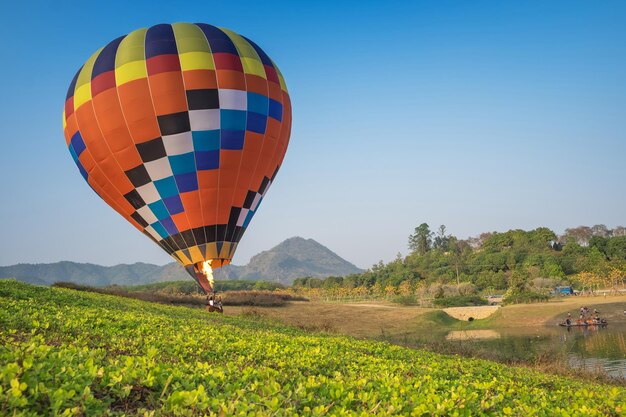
[559, 320, 607, 327]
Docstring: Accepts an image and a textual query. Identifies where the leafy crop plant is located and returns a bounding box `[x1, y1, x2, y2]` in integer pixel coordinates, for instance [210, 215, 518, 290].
[1, 280, 624, 416]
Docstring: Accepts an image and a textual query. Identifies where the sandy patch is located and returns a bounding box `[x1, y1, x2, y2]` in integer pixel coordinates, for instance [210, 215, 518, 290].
[446, 330, 501, 341]
[340, 303, 398, 309]
[443, 306, 500, 321]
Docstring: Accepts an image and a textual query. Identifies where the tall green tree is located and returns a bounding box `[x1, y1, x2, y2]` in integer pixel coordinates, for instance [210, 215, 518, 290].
[607, 236, 626, 260]
[408, 223, 433, 255]
[433, 225, 450, 251]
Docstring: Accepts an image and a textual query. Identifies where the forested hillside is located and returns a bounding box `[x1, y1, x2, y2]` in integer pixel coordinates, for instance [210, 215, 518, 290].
[294, 224, 626, 299]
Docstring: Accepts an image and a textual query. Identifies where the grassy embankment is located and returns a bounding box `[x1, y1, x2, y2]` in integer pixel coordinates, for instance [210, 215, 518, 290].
[2, 279, 625, 416]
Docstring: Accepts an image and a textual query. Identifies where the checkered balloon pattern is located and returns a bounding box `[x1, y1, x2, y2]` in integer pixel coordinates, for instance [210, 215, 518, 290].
[63, 23, 291, 284]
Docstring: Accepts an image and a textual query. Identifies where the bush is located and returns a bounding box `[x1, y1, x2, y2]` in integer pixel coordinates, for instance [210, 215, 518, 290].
[391, 295, 419, 306]
[221, 291, 307, 307]
[427, 283, 479, 299]
[52, 282, 97, 292]
[502, 288, 549, 305]
[432, 295, 488, 308]
[530, 277, 557, 292]
[456, 282, 478, 296]
[427, 283, 444, 298]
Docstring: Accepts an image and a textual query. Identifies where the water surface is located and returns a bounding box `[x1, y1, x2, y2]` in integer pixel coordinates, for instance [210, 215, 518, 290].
[392, 323, 626, 379]
[448, 324, 626, 378]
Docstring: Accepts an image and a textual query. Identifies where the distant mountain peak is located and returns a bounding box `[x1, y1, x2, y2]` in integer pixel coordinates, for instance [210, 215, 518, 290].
[239, 237, 362, 284]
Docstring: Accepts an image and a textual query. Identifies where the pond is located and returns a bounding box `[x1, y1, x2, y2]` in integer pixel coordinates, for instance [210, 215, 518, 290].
[452, 325, 626, 378]
[388, 324, 626, 379]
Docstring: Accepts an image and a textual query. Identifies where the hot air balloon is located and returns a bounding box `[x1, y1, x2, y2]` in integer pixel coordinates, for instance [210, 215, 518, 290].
[63, 23, 291, 293]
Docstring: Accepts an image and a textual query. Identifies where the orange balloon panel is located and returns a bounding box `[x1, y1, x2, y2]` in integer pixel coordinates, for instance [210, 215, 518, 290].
[63, 23, 291, 286]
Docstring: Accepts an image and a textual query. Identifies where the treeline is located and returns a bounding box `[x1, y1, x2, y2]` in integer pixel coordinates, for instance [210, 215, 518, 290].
[125, 279, 285, 294]
[53, 280, 302, 307]
[293, 224, 626, 295]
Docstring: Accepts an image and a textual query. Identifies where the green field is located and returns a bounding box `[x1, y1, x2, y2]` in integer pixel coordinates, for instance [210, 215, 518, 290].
[1, 280, 625, 416]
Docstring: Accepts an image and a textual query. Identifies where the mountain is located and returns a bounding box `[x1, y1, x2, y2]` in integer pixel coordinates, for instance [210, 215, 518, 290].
[232, 237, 362, 283]
[0, 261, 187, 287]
[0, 237, 363, 287]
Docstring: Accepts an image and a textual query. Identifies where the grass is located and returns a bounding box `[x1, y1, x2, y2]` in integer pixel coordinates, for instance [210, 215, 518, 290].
[2, 280, 626, 416]
[225, 301, 431, 338]
[426, 309, 503, 330]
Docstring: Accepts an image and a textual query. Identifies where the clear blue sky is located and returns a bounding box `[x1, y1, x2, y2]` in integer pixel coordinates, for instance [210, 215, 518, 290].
[1, 1, 625, 269]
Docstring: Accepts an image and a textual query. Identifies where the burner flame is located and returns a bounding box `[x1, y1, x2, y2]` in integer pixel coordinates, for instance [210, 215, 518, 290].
[201, 260, 214, 289]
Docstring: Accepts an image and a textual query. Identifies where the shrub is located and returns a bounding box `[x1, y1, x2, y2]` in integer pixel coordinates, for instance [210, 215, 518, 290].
[456, 282, 478, 296]
[391, 295, 419, 306]
[502, 288, 549, 305]
[221, 291, 286, 306]
[530, 277, 557, 291]
[52, 281, 96, 292]
[427, 283, 444, 298]
[432, 295, 488, 308]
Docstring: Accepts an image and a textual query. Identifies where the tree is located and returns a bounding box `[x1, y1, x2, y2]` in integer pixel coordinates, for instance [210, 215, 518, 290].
[398, 280, 413, 296]
[563, 226, 593, 246]
[612, 226, 626, 237]
[573, 271, 602, 293]
[606, 236, 626, 260]
[541, 261, 565, 279]
[478, 232, 494, 247]
[606, 268, 624, 292]
[508, 269, 529, 291]
[589, 235, 609, 254]
[591, 224, 610, 238]
[370, 282, 383, 297]
[529, 227, 557, 248]
[408, 223, 433, 255]
[447, 236, 465, 285]
[384, 285, 397, 298]
[432, 225, 450, 251]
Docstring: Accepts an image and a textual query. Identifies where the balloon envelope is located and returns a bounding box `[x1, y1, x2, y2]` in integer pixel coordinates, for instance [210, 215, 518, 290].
[63, 23, 291, 291]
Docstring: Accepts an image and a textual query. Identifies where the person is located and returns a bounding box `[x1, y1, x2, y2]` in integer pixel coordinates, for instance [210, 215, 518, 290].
[208, 294, 214, 307]
[217, 295, 223, 311]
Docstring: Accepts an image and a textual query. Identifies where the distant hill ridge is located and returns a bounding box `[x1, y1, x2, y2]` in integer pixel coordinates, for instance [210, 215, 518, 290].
[0, 237, 362, 287]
